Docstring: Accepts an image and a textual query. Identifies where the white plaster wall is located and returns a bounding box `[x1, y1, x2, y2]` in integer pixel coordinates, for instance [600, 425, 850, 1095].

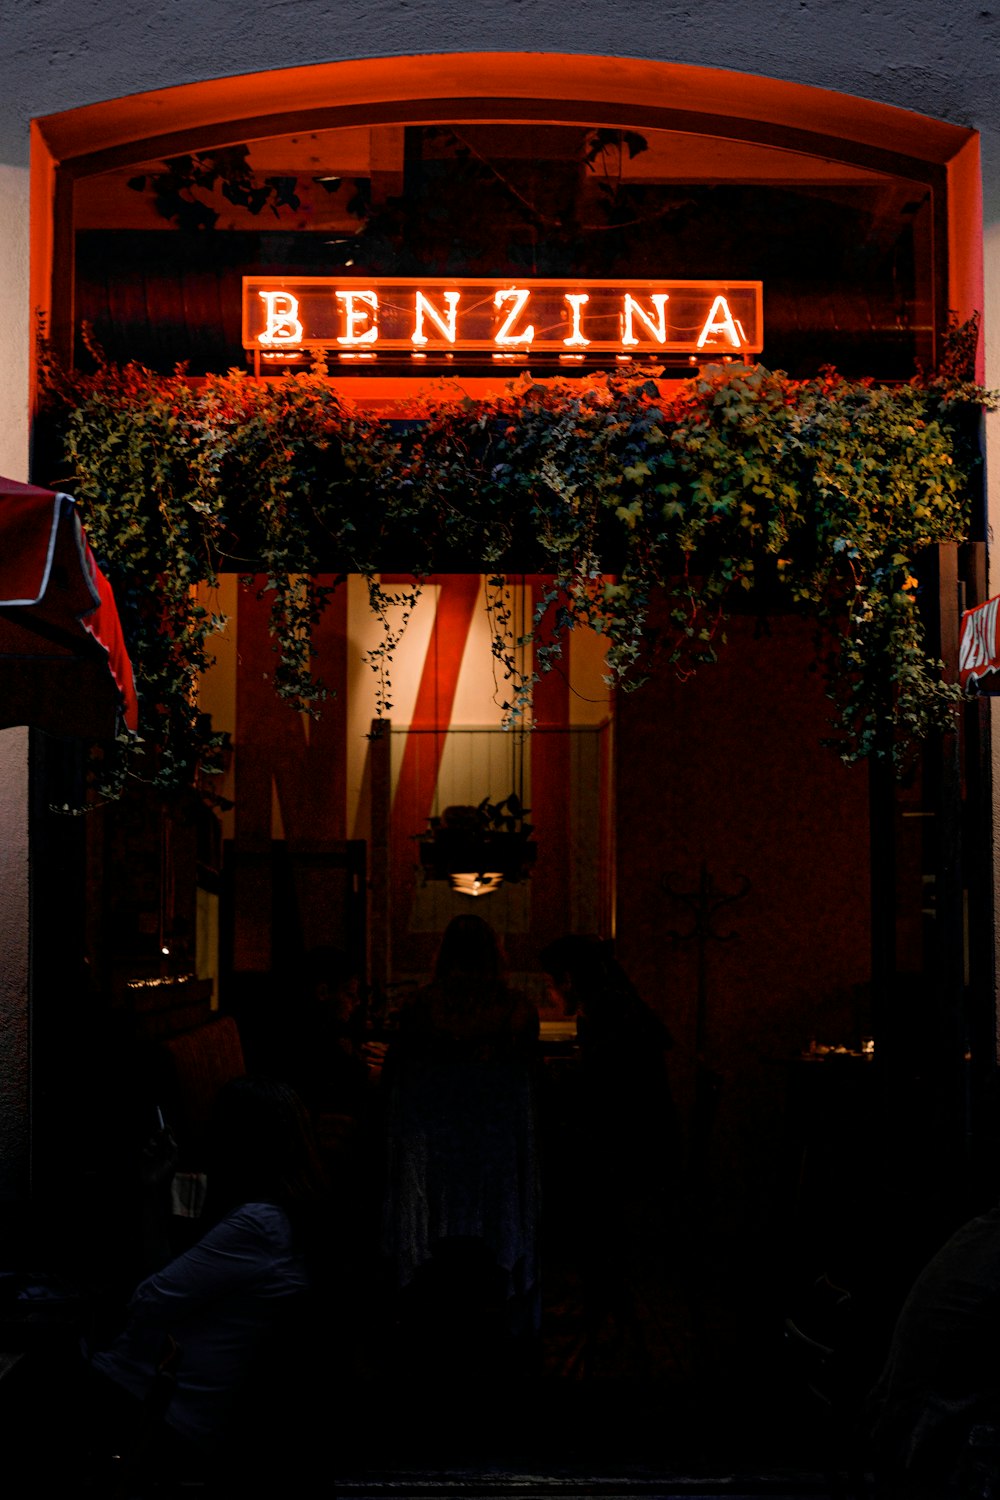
[982, 125, 1000, 591]
[983, 124, 1000, 1040]
[0, 158, 30, 1205]
[0, 166, 29, 481]
[2, 7, 995, 563]
[2, 3, 998, 433]
[0, 729, 30, 1205]
[2, 1, 1000, 169]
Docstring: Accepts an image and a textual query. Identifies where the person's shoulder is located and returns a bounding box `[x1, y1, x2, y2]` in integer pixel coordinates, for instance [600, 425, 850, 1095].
[218, 1201, 294, 1248]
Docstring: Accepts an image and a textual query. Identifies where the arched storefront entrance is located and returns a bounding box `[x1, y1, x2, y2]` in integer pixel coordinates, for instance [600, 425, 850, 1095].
[21, 52, 994, 1468]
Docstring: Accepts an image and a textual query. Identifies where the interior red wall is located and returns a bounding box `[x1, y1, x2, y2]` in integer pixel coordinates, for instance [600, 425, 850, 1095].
[231, 577, 349, 974]
[615, 610, 872, 1233]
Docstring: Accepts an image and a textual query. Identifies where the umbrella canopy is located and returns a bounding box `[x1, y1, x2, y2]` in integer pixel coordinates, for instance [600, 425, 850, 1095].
[960, 592, 1000, 695]
[0, 477, 138, 738]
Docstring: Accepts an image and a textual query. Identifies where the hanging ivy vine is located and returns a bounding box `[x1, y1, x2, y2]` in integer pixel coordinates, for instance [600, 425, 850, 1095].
[37, 324, 991, 795]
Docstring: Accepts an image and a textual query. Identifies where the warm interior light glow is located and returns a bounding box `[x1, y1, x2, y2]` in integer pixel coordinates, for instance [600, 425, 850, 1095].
[449, 871, 505, 897]
[126, 974, 196, 989]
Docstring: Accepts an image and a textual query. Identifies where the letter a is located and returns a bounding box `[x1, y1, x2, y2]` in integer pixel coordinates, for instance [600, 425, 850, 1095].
[696, 295, 743, 349]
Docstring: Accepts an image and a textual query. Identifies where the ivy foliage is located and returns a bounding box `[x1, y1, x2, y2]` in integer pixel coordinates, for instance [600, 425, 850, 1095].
[39, 337, 990, 793]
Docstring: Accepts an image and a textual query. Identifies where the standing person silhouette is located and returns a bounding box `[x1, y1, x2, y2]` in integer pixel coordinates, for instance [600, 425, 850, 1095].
[539, 935, 680, 1375]
[380, 914, 542, 1375]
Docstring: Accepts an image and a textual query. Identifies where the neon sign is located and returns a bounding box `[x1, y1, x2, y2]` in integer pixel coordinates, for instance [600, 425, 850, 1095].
[242, 277, 763, 362]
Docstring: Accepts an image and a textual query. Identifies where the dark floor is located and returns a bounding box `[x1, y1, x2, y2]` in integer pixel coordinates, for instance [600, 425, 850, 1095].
[333, 1467, 860, 1500]
[0, 1263, 871, 1498]
[0, 1117, 892, 1496]
[323, 1199, 876, 1491]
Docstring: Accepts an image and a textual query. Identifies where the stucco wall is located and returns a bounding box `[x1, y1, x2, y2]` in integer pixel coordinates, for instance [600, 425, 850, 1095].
[0, 729, 30, 1206]
[0, 166, 29, 480]
[616, 613, 874, 1241]
[3, 1, 1000, 169]
[3, 4, 998, 441]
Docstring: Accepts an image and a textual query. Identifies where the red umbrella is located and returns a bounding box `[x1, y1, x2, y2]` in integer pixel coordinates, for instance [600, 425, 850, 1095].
[960, 592, 1000, 695]
[0, 477, 138, 739]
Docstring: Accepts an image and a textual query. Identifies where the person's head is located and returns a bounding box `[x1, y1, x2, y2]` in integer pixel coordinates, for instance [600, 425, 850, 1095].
[541, 936, 671, 1051]
[299, 945, 362, 1023]
[206, 1075, 328, 1220]
[433, 914, 507, 985]
[538, 934, 629, 1018]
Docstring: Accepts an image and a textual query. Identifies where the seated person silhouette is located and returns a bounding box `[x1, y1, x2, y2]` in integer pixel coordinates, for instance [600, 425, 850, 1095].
[80, 1075, 331, 1468]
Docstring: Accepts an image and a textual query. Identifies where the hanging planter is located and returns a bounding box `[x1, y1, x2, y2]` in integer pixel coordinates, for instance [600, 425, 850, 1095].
[417, 796, 537, 897]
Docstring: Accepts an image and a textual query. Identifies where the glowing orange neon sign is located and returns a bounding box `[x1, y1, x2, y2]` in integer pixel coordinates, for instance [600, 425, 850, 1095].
[242, 277, 763, 360]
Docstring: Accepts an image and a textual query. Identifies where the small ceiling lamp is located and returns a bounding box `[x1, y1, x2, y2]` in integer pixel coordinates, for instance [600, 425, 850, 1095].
[449, 870, 506, 898]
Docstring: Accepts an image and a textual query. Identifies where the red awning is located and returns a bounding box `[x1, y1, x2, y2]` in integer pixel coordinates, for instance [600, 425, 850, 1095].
[960, 592, 1000, 694]
[0, 477, 138, 738]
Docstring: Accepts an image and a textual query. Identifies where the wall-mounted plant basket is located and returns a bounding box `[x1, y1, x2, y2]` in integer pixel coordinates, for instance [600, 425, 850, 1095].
[416, 797, 537, 893]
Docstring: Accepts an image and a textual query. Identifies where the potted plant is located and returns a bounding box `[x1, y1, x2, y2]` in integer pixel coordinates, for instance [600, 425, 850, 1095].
[417, 793, 537, 893]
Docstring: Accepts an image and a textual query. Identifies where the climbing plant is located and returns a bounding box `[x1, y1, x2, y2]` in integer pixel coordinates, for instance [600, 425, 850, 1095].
[38, 324, 991, 795]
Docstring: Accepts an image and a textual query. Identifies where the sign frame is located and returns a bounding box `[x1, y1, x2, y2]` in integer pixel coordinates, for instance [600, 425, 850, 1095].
[242, 275, 764, 365]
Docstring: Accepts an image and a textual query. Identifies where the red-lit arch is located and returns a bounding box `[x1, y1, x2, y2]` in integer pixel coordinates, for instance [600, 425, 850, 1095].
[31, 51, 981, 379]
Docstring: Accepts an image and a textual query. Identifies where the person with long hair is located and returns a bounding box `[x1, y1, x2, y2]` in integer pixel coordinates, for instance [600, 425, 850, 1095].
[396, 913, 538, 1057]
[380, 914, 541, 1368]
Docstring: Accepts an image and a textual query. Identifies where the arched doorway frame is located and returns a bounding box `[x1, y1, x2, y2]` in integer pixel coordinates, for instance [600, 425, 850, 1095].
[30, 50, 981, 378]
[28, 52, 988, 1017]
[22, 50, 998, 1357]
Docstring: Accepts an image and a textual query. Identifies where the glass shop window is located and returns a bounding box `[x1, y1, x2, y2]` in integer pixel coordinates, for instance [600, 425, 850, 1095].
[72, 120, 939, 380]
